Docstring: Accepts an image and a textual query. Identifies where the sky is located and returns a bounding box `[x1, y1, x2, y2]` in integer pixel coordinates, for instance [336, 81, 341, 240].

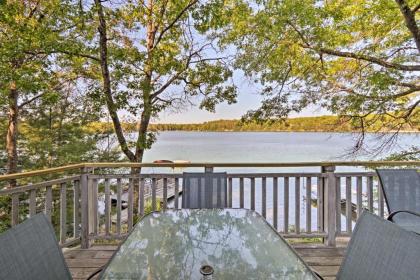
[107, 6, 330, 125]
[155, 71, 329, 124]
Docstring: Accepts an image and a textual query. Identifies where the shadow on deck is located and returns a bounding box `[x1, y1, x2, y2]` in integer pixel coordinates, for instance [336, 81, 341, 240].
[64, 238, 348, 280]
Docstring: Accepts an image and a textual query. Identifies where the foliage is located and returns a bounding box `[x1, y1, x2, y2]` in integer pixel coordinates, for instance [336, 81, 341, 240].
[0, 0, 418, 174]
[133, 198, 162, 225]
[207, 0, 420, 154]
[0, 0, 120, 173]
[68, 0, 238, 163]
[18, 96, 117, 169]
[86, 115, 419, 133]
[287, 237, 323, 244]
[0, 196, 10, 232]
[0, 0, 69, 101]
[384, 146, 420, 161]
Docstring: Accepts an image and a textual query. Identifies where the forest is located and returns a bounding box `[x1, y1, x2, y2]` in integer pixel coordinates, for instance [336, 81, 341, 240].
[89, 115, 420, 133]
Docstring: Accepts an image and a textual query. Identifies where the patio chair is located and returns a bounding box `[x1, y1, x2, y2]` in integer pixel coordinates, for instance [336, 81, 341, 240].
[376, 169, 420, 233]
[182, 172, 228, 208]
[0, 213, 72, 280]
[336, 210, 420, 280]
[0, 213, 102, 280]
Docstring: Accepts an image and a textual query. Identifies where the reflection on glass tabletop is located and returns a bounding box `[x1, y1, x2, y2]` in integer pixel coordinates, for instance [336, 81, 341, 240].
[100, 209, 317, 280]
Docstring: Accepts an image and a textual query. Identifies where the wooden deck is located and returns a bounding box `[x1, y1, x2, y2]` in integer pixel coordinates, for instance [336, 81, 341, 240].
[64, 239, 348, 280]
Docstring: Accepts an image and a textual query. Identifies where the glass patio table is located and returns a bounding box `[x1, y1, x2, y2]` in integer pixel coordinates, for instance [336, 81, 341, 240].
[100, 208, 317, 280]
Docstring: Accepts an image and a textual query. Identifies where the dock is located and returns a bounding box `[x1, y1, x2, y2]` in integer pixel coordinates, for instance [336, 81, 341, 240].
[110, 178, 182, 223]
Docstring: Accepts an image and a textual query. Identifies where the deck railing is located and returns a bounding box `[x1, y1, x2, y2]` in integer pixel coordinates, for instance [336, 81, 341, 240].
[0, 161, 418, 248]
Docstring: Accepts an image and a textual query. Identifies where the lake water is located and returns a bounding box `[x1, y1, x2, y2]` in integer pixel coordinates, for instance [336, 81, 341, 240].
[103, 131, 418, 231]
[142, 131, 418, 172]
[142, 131, 418, 231]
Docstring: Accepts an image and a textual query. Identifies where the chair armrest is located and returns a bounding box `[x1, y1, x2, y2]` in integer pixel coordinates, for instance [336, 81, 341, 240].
[388, 210, 420, 222]
[86, 267, 103, 280]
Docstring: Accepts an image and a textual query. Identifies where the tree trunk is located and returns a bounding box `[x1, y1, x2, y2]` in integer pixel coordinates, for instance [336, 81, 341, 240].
[6, 83, 19, 188]
[95, 0, 136, 162]
[134, 0, 155, 163]
[130, 0, 156, 215]
[395, 0, 420, 53]
[135, 108, 152, 163]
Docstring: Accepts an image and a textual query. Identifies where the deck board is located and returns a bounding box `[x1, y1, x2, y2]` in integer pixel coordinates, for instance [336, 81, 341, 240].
[64, 241, 347, 279]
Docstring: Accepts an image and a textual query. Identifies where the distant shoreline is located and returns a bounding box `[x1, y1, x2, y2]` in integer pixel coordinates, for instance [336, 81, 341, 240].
[86, 116, 419, 134]
[147, 130, 420, 134]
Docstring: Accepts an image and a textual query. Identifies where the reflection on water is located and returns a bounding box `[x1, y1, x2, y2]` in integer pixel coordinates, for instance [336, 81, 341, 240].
[101, 209, 316, 280]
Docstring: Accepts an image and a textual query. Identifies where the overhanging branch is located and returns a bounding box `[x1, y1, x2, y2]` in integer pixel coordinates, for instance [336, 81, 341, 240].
[287, 20, 420, 71]
[308, 46, 420, 71]
[153, 0, 198, 48]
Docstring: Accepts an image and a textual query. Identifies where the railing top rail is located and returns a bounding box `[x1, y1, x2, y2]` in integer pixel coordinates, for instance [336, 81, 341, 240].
[0, 161, 419, 181]
[0, 163, 84, 181]
[87, 172, 330, 179]
[0, 175, 80, 195]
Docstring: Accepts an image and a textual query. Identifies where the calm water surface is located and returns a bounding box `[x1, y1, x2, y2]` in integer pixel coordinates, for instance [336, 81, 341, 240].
[106, 132, 418, 231]
[142, 131, 419, 172]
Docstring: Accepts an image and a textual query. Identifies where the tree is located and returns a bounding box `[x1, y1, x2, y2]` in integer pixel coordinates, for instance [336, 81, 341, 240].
[215, 0, 419, 155]
[0, 0, 78, 183]
[17, 81, 115, 170]
[82, 0, 237, 163]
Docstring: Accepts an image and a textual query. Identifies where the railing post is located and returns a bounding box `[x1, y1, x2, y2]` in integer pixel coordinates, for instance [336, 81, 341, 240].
[204, 166, 214, 173]
[322, 165, 336, 247]
[80, 167, 90, 249]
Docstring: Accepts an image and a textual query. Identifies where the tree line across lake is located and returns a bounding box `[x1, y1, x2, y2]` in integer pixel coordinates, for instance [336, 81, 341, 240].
[89, 115, 420, 133]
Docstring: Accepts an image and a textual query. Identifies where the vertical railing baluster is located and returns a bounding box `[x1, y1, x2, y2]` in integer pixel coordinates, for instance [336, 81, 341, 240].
[104, 179, 110, 236]
[262, 177, 267, 218]
[73, 180, 80, 238]
[163, 178, 168, 209]
[128, 179, 134, 230]
[284, 177, 289, 234]
[306, 177, 311, 233]
[217, 175, 223, 208]
[251, 177, 255, 211]
[11, 193, 19, 226]
[93, 179, 98, 235]
[45, 186, 52, 222]
[116, 178, 122, 236]
[346, 177, 352, 234]
[152, 178, 157, 211]
[335, 177, 341, 234]
[228, 177, 233, 208]
[174, 178, 179, 209]
[367, 176, 373, 212]
[87, 177, 95, 235]
[273, 177, 278, 230]
[356, 176, 363, 219]
[317, 176, 323, 233]
[80, 168, 89, 249]
[29, 189, 36, 217]
[295, 177, 300, 234]
[60, 182, 67, 244]
[322, 166, 337, 246]
[240, 177, 244, 209]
